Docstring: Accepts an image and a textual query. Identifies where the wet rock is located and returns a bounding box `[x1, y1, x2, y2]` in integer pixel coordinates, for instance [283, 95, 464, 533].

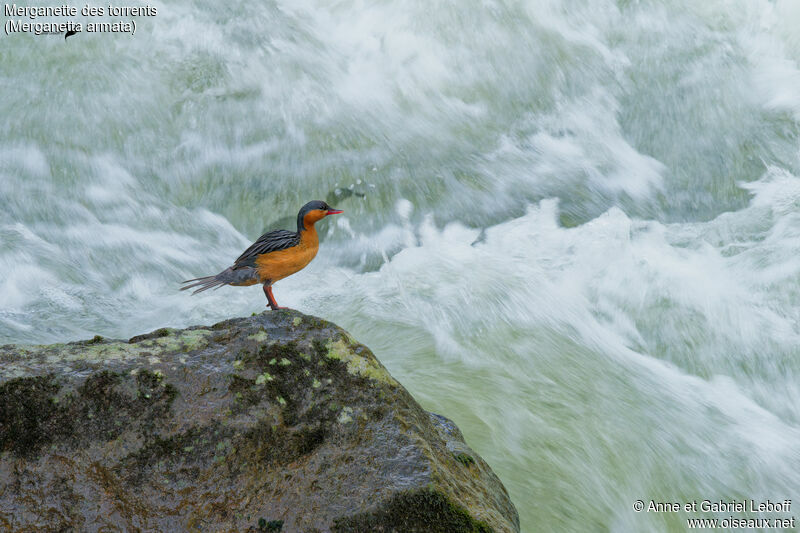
[0, 310, 519, 532]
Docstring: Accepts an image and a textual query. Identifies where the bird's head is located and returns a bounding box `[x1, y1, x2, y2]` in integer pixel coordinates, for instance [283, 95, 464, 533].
[297, 200, 343, 231]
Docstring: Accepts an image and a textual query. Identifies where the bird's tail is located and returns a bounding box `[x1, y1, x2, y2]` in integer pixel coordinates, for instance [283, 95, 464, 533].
[180, 274, 227, 294]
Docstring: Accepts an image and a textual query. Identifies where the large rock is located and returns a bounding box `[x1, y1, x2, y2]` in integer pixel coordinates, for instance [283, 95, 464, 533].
[0, 310, 519, 532]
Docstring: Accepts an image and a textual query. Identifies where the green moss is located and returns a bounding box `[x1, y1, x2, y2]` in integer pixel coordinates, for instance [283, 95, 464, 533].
[257, 518, 283, 531]
[228, 375, 263, 410]
[121, 425, 222, 483]
[127, 327, 176, 343]
[236, 419, 327, 467]
[137, 369, 165, 389]
[0, 367, 179, 459]
[243, 342, 299, 369]
[163, 383, 179, 403]
[454, 453, 476, 467]
[0, 375, 64, 457]
[333, 488, 493, 532]
[77, 371, 132, 440]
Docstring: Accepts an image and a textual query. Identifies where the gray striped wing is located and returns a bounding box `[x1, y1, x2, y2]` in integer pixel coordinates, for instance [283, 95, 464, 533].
[234, 229, 300, 268]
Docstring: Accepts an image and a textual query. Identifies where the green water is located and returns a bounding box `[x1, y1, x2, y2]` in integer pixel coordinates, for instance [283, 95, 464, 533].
[3, 0, 800, 530]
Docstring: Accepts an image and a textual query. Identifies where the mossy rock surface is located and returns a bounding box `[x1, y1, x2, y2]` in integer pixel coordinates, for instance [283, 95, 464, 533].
[0, 310, 519, 532]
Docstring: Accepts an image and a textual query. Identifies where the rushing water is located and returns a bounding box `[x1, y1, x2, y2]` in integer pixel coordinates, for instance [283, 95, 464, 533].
[3, 0, 800, 530]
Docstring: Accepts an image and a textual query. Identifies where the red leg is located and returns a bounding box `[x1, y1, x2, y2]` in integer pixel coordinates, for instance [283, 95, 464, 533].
[263, 284, 287, 310]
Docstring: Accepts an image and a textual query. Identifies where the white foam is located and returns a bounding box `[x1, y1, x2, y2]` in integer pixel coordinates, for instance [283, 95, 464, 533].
[295, 184, 800, 527]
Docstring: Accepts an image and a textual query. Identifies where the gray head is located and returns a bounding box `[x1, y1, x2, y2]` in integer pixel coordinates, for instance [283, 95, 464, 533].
[296, 200, 342, 232]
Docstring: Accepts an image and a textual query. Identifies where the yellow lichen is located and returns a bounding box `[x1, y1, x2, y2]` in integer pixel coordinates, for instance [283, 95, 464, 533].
[10, 329, 214, 371]
[255, 372, 273, 385]
[325, 339, 397, 386]
[337, 406, 354, 424]
[149, 329, 212, 353]
[247, 330, 269, 343]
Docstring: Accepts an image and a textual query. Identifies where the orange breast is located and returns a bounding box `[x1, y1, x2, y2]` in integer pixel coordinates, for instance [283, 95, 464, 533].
[254, 227, 319, 283]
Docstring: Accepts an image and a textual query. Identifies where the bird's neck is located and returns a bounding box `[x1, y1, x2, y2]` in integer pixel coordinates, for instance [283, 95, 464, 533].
[299, 223, 318, 247]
